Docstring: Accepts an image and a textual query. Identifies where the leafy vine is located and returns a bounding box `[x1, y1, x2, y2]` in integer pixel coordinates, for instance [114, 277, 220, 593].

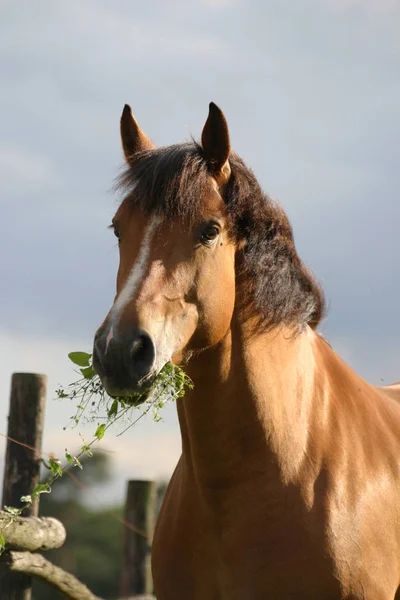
[0, 351, 193, 554]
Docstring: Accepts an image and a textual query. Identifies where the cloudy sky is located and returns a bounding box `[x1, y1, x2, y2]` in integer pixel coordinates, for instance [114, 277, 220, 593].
[1, 0, 399, 505]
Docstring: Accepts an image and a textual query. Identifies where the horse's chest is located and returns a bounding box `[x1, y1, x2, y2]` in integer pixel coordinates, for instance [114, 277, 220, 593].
[152, 471, 400, 600]
[153, 486, 337, 599]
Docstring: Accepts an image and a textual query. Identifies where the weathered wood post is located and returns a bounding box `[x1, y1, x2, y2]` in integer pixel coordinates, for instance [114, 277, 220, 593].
[120, 479, 156, 598]
[0, 373, 47, 600]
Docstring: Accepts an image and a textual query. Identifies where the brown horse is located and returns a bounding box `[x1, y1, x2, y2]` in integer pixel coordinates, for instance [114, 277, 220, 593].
[93, 102, 400, 599]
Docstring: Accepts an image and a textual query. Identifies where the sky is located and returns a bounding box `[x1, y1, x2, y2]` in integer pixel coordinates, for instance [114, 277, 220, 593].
[1, 0, 399, 506]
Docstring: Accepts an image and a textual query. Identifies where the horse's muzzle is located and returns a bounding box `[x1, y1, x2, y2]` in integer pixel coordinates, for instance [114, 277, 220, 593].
[92, 326, 156, 396]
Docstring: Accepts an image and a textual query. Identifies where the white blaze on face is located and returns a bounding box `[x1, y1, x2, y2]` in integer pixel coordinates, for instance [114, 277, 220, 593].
[110, 215, 162, 328]
[106, 213, 190, 376]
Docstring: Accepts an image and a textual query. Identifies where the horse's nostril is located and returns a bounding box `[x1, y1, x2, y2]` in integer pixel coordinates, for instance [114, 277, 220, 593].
[132, 336, 145, 354]
[130, 332, 155, 371]
[92, 327, 155, 393]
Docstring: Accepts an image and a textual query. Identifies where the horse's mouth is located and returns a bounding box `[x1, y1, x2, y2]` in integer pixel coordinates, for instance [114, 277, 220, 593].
[97, 368, 157, 404]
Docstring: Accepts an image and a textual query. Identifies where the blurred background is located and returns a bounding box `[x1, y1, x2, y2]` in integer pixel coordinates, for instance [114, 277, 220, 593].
[1, 0, 399, 597]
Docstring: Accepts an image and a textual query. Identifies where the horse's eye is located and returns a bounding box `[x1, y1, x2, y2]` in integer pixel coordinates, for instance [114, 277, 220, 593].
[200, 225, 220, 246]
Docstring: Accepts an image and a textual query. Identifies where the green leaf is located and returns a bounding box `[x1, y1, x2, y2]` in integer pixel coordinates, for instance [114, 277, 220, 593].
[81, 444, 93, 457]
[107, 399, 118, 419]
[35, 485, 50, 494]
[80, 366, 95, 380]
[94, 424, 106, 440]
[49, 458, 63, 477]
[0, 534, 5, 552]
[65, 450, 73, 465]
[20, 495, 32, 504]
[73, 457, 83, 469]
[4, 506, 21, 516]
[32, 484, 51, 498]
[68, 351, 91, 367]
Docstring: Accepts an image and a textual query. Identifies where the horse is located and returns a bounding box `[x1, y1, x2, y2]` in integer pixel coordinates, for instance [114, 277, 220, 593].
[92, 102, 400, 599]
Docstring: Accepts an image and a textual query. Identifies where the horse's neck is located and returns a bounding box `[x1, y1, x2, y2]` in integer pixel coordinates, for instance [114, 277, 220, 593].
[178, 321, 320, 491]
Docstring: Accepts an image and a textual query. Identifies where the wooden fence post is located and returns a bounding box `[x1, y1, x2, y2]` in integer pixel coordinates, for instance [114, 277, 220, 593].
[0, 372, 47, 600]
[120, 479, 156, 598]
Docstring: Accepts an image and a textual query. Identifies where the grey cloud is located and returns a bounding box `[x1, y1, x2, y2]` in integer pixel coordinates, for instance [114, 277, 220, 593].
[1, 0, 399, 385]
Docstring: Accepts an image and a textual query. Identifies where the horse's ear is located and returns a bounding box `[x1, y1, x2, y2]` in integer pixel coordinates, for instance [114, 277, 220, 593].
[201, 102, 231, 182]
[120, 104, 154, 164]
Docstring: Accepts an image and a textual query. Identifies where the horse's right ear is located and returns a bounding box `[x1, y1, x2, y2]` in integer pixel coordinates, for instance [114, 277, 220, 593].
[120, 104, 154, 164]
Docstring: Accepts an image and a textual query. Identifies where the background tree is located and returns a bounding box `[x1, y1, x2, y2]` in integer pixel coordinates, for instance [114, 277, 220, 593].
[31, 451, 167, 599]
[32, 451, 124, 600]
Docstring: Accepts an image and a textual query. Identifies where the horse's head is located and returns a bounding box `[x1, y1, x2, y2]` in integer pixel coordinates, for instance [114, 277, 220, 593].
[93, 103, 239, 396]
[93, 102, 325, 397]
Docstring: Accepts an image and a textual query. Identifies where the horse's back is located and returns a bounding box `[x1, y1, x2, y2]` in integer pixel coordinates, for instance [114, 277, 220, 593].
[379, 381, 400, 403]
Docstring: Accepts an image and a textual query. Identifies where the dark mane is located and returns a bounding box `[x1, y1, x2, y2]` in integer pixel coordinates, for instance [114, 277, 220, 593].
[116, 142, 325, 330]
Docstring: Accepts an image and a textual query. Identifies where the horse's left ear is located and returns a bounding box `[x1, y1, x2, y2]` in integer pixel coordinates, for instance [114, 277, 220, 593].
[201, 102, 231, 183]
[120, 104, 154, 164]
